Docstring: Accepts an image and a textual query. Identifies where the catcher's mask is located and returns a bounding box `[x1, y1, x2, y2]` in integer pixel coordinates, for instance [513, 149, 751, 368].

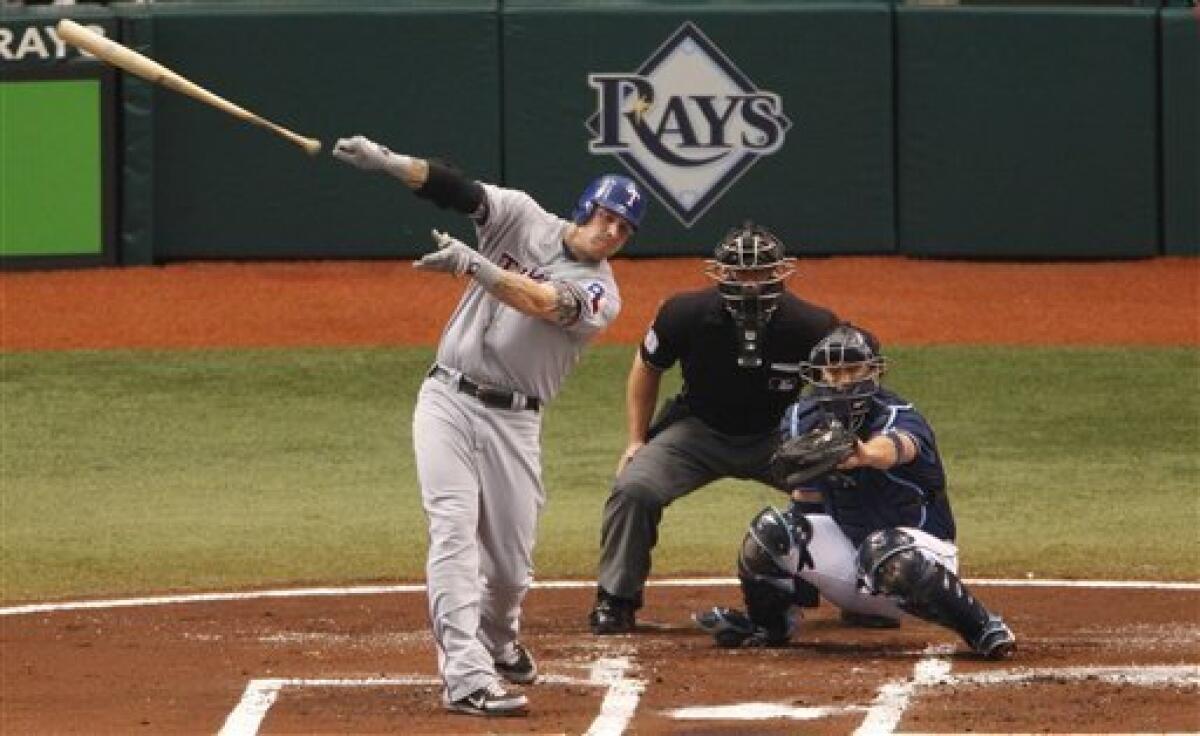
[801, 324, 887, 433]
[737, 507, 813, 586]
[704, 223, 795, 368]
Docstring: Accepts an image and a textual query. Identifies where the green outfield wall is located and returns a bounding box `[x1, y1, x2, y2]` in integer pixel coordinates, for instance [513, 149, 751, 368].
[1, 2, 1195, 265]
[1161, 8, 1199, 255]
[502, 2, 895, 256]
[896, 6, 1159, 259]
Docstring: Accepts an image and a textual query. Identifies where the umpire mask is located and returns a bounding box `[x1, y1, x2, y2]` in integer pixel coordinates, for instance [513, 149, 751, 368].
[705, 224, 795, 368]
[801, 324, 887, 433]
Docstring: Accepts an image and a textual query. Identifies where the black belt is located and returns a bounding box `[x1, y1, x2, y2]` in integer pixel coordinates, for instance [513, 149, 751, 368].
[428, 365, 541, 412]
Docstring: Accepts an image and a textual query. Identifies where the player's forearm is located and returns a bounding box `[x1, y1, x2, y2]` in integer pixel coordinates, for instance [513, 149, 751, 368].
[380, 153, 429, 189]
[860, 431, 917, 469]
[484, 271, 562, 321]
[332, 137, 483, 215]
[626, 355, 662, 442]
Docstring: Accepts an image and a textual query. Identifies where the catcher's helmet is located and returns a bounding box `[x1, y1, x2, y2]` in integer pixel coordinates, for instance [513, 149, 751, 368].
[737, 506, 813, 584]
[801, 324, 887, 432]
[704, 223, 795, 322]
[572, 174, 646, 230]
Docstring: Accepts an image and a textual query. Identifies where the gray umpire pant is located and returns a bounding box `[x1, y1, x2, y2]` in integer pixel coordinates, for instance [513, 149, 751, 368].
[596, 413, 785, 604]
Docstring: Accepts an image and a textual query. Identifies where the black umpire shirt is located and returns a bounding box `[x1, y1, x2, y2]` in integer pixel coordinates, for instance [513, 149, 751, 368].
[640, 287, 839, 436]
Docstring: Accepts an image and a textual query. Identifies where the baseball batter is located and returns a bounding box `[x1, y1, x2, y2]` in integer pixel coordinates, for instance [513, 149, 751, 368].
[333, 135, 646, 717]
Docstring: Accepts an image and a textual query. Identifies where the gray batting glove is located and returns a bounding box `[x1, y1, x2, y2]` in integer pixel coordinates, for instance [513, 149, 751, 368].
[415, 230, 503, 288]
[332, 135, 402, 172]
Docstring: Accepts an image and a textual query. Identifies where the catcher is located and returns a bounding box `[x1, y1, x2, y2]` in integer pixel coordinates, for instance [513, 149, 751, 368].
[695, 324, 1017, 659]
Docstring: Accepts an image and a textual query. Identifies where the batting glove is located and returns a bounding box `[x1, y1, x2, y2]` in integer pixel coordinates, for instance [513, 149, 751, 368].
[332, 135, 412, 175]
[415, 230, 503, 288]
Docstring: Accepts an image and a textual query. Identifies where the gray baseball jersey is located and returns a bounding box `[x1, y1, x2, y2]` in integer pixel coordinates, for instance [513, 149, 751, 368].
[435, 183, 621, 402]
[417, 182, 621, 703]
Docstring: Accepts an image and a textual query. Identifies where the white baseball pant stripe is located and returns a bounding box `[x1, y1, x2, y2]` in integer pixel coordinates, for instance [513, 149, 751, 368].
[412, 378, 544, 701]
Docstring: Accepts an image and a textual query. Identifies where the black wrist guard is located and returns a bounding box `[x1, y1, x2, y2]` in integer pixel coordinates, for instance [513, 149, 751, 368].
[415, 160, 484, 215]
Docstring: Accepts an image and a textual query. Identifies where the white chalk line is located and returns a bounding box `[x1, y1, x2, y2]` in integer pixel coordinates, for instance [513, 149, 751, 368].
[667, 651, 1198, 735]
[854, 645, 956, 735]
[217, 657, 643, 736]
[585, 656, 644, 736]
[4, 577, 1198, 617]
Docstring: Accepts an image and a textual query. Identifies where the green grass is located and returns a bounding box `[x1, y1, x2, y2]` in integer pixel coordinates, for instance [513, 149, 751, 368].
[2, 345, 1197, 602]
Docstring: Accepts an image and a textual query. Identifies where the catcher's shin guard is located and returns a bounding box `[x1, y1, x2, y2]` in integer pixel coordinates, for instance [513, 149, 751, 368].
[738, 573, 799, 644]
[858, 529, 1010, 656]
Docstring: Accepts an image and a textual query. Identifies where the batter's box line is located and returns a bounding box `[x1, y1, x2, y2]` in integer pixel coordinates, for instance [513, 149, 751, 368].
[666, 659, 1200, 735]
[217, 656, 644, 736]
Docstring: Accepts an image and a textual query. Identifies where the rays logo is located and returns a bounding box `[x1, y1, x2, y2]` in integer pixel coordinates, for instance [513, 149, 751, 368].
[586, 22, 792, 228]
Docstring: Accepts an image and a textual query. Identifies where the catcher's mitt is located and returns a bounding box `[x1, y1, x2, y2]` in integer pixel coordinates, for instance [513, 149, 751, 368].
[771, 417, 857, 488]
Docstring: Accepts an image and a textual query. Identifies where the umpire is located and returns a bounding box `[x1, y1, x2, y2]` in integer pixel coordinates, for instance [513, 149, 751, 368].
[589, 223, 839, 634]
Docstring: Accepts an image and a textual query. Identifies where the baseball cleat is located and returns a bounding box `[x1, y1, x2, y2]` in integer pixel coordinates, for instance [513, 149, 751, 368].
[972, 615, 1017, 660]
[443, 682, 528, 717]
[495, 641, 538, 685]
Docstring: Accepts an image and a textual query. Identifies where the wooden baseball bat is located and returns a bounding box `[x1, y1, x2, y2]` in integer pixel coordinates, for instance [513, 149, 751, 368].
[56, 19, 321, 157]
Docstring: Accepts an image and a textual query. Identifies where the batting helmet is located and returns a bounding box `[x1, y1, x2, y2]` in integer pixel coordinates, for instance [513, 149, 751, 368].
[572, 174, 647, 231]
[704, 223, 795, 323]
[801, 324, 887, 432]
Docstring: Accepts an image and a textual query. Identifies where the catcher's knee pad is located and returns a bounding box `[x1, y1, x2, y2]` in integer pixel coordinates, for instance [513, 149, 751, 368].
[856, 528, 926, 597]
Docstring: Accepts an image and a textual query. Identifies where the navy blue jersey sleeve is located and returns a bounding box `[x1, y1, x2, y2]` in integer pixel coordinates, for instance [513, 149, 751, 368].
[639, 297, 687, 371]
[779, 399, 825, 439]
[882, 407, 937, 466]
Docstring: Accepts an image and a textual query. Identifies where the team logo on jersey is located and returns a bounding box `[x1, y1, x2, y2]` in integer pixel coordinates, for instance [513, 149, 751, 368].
[586, 22, 792, 227]
[585, 281, 606, 315]
[498, 252, 548, 282]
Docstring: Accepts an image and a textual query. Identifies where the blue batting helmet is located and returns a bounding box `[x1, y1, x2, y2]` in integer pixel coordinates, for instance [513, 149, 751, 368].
[572, 174, 647, 230]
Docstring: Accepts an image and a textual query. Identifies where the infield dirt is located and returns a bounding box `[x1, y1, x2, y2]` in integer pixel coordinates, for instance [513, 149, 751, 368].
[2, 257, 1197, 734]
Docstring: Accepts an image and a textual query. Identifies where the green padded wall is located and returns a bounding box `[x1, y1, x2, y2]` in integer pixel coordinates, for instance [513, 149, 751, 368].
[1161, 8, 1199, 255]
[124, 2, 500, 261]
[502, 2, 896, 256]
[897, 6, 1159, 258]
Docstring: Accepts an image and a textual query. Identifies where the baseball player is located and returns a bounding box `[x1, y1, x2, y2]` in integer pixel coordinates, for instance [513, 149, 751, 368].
[695, 324, 1017, 659]
[333, 135, 646, 716]
[589, 223, 839, 634]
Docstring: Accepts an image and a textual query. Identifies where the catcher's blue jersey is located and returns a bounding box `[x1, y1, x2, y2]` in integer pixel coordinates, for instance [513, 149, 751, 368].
[780, 388, 956, 547]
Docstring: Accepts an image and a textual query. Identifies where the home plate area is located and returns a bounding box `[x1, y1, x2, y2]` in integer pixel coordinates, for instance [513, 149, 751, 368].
[216, 645, 1200, 736]
[2, 581, 1198, 734]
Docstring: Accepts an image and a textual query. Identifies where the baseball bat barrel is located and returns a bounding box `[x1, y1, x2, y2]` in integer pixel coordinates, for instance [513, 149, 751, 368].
[56, 19, 321, 156]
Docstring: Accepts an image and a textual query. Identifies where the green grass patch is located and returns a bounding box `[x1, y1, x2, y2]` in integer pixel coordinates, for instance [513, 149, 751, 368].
[2, 345, 1197, 602]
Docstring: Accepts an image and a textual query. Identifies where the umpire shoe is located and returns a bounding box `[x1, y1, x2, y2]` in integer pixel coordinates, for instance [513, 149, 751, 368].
[495, 641, 538, 685]
[588, 591, 636, 635]
[972, 615, 1017, 660]
[443, 682, 529, 717]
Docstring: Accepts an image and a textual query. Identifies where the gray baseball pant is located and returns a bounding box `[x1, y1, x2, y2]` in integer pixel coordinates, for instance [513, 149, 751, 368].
[412, 379, 544, 702]
[596, 414, 784, 603]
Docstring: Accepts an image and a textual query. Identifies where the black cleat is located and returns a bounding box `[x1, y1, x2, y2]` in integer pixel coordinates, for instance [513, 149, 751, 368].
[443, 682, 528, 717]
[840, 610, 902, 629]
[495, 641, 538, 685]
[971, 615, 1017, 660]
[588, 591, 636, 635]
